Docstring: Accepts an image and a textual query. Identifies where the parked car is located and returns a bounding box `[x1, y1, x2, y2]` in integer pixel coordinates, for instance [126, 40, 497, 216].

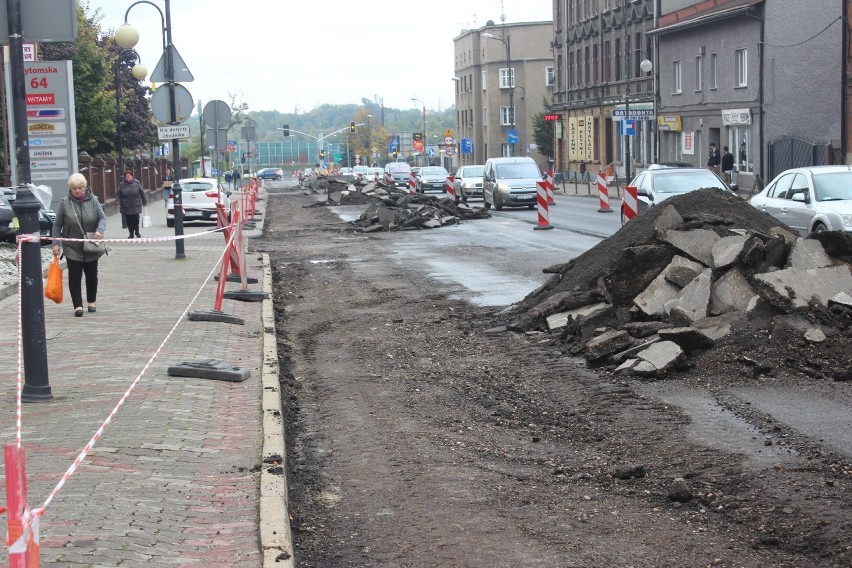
[384, 162, 412, 189]
[482, 157, 542, 210]
[338, 167, 353, 176]
[749, 165, 852, 235]
[367, 167, 384, 180]
[1, 187, 54, 243]
[620, 166, 737, 225]
[453, 164, 485, 202]
[415, 166, 449, 193]
[166, 178, 230, 227]
[256, 168, 282, 180]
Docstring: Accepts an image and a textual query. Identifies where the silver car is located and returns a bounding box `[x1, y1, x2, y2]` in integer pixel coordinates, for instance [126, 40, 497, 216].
[166, 178, 230, 227]
[453, 164, 485, 202]
[415, 166, 450, 193]
[749, 165, 852, 234]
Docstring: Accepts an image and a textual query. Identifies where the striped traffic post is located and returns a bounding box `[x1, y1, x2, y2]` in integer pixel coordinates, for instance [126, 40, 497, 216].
[623, 185, 639, 224]
[597, 172, 613, 212]
[546, 169, 555, 205]
[446, 175, 455, 200]
[409, 171, 417, 194]
[534, 180, 554, 230]
[384, 171, 393, 185]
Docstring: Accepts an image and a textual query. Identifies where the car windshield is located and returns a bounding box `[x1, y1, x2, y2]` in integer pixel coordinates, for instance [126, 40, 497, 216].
[462, 166, 485, 177]
[421, 167, 448, 176]
[652, 172, 727, 194]
[388, 164, 410, 173]
[353, 166, 369, 174]
[182, 181, 216, 192]
[496, 163, 541, 179]
[813, 172, 852, 201]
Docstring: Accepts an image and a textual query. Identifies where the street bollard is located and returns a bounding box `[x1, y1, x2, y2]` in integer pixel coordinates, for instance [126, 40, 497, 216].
[11, 187, 52, 401]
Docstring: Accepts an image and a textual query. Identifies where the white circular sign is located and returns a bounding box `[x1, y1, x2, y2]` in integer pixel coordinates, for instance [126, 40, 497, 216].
[444, 136, 454, 146]
[445, 146, 456, 156]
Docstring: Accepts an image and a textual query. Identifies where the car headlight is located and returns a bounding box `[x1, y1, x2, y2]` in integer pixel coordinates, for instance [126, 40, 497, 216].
[841, 214, 852, 227]
[461, 182, 474, 189]
[496, 182, 511, 193]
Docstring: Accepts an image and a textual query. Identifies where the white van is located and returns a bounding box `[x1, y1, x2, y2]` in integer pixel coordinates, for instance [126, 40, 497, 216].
[482, 156, 542, 210]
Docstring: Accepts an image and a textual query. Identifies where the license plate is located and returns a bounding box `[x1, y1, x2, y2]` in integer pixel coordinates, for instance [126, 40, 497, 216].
[183, 210, 203, 217]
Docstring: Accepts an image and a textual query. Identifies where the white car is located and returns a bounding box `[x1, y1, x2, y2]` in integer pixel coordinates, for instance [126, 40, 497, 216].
[166, 177, 230, 227]
[453, 164, 485, 202]
[749, 165, 852, 234]
[352, 165, 370, 180]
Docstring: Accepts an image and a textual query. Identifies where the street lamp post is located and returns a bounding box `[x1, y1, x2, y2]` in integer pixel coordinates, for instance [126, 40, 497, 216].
[482, 32, 514, 157]
[411, 98, 426, 166]
[115, 0, 186, 259]
[114, 49, 147, 175]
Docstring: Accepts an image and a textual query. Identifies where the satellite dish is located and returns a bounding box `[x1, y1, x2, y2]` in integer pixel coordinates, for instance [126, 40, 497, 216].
[485, 19, 495, 26]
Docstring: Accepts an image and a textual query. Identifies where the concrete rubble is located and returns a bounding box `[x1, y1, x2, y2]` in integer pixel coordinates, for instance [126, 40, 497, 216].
[500, 189, 852, 379]
[300, 173, 490, 231]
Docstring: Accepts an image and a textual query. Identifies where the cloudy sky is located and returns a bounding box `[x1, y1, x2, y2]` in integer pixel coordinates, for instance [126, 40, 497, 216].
[95, 0, 553, 114]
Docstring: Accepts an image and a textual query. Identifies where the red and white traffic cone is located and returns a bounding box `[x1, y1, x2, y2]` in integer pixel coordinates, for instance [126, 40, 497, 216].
[546, 169, 555, 205]
[534, 180, 554, 231]
[446, 175, 455, 201]
[622, 185, 639, 224]
[597, 172, 613, 213]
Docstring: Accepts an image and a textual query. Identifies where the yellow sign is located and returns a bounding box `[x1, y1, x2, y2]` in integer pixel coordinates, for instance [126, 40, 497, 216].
[657, 116, 682, 132]
[444, 128, 454, 138]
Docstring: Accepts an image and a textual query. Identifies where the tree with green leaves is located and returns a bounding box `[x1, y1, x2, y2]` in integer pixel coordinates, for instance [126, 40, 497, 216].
[531, 98, 554, 160]
[41, 4, 112, 156]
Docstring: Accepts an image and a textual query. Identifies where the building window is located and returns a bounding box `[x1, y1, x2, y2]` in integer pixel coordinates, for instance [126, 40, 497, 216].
[482, 107, 487, 128]
[482, 69, 486, 91]
[568, 50, 574, 88]
[499, 67, 515, 89]
[576, 50, 583, 87]
[603, 41, 611, 82]
[710, 52, 717, 89]
[592, 44, 598, 84]
[584, 46, 590, 86]
[695, 56, 702, 92]
[615, 38, 622, 81]
[500, 106, 515, 126]
[673, 60, 682, 94]
[735, 48, 747, 87]
[545, 66, 555, 86]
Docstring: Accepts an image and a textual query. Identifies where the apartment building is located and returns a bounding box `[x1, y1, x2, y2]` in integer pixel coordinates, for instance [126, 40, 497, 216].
[453, 21, 554, 166]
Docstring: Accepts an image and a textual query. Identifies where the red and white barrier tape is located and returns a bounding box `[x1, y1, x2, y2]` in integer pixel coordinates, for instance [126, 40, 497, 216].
[12, 222, 239, 534]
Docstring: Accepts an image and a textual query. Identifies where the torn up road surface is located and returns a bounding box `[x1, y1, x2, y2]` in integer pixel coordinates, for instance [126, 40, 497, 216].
[257, 186, 851, 568]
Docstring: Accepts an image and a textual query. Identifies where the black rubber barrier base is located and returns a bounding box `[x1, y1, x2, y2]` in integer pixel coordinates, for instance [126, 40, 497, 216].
[214, 274, 259, 284]
[187, 310, 245, 325]
[223, 290, 269, 302]
[167, 359, 251, 382]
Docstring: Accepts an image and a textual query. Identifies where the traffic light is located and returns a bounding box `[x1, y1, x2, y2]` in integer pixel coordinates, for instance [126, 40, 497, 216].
[282, 124, 290, 136]
[319, 150, 326, 159]
[241, 154, 246, 163]
[392, 150, 398, 159]
[349, 121, 356, 133]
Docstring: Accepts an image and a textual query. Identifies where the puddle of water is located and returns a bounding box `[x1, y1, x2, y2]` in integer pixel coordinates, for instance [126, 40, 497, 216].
[638, 384, 798, 469]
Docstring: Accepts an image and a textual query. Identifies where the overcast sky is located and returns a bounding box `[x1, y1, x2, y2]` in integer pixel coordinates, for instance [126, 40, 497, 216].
[96, 0, 553, 114]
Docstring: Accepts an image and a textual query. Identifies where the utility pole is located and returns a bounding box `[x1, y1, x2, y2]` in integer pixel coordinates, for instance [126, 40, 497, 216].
[623, 0, 631, 182]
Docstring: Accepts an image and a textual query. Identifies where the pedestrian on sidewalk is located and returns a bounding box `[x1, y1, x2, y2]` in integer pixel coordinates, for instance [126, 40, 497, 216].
[117, 170, 147, 239]
[232, 168, 241, 191]
[162, 166, 175, 208]
[51, 173, 107, 317]
[707, 143, 721, 173]
[721, 146, 734, 184]
[224, 170, 232, 192]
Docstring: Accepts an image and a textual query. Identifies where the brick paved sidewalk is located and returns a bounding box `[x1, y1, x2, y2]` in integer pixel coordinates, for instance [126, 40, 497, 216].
[0, 189, 291, 567]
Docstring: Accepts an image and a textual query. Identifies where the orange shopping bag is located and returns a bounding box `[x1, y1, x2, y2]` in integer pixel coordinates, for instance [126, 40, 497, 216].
[44, 256, 63, 304]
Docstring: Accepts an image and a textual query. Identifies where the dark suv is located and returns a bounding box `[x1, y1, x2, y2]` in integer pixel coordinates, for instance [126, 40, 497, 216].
[1, 187, 56, 243]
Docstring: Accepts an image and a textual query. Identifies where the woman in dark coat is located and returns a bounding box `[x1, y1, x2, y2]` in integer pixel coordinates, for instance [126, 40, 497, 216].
[51, 173, 107, 317]
[116, 170, 147, 238]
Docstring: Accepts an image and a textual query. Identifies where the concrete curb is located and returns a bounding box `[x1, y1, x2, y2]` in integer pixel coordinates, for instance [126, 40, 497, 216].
[259, 252, 295, 566]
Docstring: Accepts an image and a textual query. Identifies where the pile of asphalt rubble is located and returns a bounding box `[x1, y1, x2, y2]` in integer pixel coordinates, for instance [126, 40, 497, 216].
[497, 189, 852, 380]
[299, 174, 490, 231]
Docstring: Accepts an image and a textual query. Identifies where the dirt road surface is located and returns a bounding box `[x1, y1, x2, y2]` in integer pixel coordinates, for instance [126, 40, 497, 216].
[256, 187, 851, 568]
